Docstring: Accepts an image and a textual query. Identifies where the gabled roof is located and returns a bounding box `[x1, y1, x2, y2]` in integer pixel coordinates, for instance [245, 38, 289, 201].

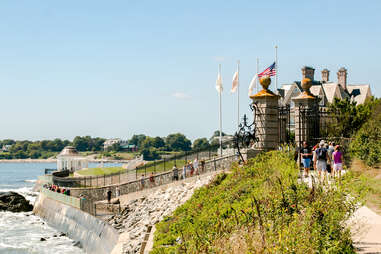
[281, 82, 301, 105]
[347, 84, 372, 105]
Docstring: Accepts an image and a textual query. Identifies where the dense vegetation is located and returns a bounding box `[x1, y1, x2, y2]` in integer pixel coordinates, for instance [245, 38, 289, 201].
[327, 97, 379, 138]
[350, 99, 381, 166]
[152, 151, 362, 253]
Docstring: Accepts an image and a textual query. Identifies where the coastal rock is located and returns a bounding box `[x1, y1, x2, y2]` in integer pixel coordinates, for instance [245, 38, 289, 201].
[0, 191, 33, 212]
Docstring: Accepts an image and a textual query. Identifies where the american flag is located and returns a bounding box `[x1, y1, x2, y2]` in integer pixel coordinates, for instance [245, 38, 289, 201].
[258, 62, 276, 78]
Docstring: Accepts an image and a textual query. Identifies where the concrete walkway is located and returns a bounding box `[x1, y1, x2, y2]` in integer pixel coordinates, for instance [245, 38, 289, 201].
[301, 171, 381, 253]
[351, 206, 381, 253]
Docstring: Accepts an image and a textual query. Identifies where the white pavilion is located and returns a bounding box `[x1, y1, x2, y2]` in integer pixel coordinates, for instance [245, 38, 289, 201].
[57, 146, 88, 172]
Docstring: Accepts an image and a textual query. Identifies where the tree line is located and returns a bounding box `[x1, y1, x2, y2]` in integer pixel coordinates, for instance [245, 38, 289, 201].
[0, 131, 227, 160]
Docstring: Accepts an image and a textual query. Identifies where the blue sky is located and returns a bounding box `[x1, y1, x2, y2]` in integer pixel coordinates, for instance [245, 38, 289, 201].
[0, 0, 380, 141]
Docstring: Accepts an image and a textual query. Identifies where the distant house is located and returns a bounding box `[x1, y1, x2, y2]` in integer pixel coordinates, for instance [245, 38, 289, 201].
[103, 138, 130, 151]
[1, 145, 12, 152]
[280, 66, 372, 107]
[120, 144, 138, 152]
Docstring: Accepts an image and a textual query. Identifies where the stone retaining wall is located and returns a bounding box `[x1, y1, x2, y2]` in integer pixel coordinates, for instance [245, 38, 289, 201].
[34, 194, 119, 254]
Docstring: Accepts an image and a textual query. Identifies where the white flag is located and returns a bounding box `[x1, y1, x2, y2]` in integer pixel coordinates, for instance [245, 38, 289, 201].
[248, 74, 258, 96]
[216, 72, 223, 93]
[231, 71, 239, 93]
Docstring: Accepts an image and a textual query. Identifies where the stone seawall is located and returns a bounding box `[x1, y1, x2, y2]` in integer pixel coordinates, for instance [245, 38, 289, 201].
[34, 194, 119, 254]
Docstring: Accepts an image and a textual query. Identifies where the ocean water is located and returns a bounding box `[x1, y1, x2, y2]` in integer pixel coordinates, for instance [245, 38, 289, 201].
[0, 162, 121, 254]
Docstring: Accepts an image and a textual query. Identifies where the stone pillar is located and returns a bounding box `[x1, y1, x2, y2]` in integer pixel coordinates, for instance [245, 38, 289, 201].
[250, 76, 280, 151]
[293, 78, 319, 148]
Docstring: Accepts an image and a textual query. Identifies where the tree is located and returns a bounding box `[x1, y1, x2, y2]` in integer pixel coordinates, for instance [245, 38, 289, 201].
[328, 98, 378, 138]
[73, 136, 90, 151]
[166, 133, 191, 151]
[141, 148, 161, 161]
[193, 138, 210, 150]
[110, 142, 121, 152]
[152, 136, 165, 149]
[211, 130, 227, 140]
[129, 134, 146, 148]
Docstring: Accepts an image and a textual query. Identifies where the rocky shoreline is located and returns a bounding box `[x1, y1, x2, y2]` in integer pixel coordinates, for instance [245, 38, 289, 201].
[0, 191, 33, 212]
[106, 173, 217, 253]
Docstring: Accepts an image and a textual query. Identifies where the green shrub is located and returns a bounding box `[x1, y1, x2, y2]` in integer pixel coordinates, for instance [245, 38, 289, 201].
[350, 100, 381, 166]
[152, 150, 361, 253]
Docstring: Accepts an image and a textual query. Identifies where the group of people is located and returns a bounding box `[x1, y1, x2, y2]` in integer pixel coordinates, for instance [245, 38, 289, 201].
[43, 183, 71, 196]
[172, 158, 206, 181]
[300, 140, 344, 180]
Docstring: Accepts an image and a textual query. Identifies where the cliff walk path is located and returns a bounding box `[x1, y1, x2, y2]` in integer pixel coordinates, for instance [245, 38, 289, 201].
[301, 171, 381, 254]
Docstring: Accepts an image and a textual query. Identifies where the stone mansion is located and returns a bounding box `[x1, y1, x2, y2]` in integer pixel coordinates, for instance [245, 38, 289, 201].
[279, 66, 372, 108]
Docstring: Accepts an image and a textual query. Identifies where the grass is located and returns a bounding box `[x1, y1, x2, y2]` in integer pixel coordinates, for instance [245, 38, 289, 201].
[350, 158, 381, 214]
[151, 150, 362, 253]
[136, 159, 187, 175]
[76, 166, 125, 176]
[75, 158, 188, 177]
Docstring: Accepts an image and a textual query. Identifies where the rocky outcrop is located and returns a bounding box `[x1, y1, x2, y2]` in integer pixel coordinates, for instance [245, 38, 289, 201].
[106, 175, 214, 253]
[0, 191, 33, 212]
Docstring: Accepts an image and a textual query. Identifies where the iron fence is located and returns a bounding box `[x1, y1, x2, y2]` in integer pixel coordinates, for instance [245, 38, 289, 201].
[52, 139, 236, 188]
[82, 153, 238, 216]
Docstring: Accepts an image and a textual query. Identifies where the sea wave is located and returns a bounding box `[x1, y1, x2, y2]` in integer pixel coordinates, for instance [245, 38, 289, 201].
[24, 179, 37, 183]
[0, 186, 38, 203]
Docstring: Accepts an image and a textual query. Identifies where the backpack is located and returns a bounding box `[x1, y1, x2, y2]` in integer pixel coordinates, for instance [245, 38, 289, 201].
[316, 148, 327, 160]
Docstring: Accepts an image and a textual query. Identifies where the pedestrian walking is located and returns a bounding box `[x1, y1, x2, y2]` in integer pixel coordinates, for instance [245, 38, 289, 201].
[300, 141, 312, 178]
[106, 188, 112, 204]
[193, 158, 199, 175]
[115, 186, 120, 197]
[182, 165, 186, 179]
[172, 165, 179, 181]
[149, 172, 155, 187]
[201, 160, 205, 172]
[332, 145, 344, 178]
[314, 141, 331, 181]
[190, 164, 194, 177]
[140, 174, 145, 190]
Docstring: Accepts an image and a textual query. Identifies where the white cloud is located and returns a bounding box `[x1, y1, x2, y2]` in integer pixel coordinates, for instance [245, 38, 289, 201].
[172, 92, 191, 99]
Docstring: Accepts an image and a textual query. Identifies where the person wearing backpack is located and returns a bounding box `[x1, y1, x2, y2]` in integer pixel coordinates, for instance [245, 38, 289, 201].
[314, 141, 331, 181]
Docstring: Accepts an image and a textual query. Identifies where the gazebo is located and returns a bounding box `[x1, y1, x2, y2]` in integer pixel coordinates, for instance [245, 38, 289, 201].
[57, 146, 88, 172]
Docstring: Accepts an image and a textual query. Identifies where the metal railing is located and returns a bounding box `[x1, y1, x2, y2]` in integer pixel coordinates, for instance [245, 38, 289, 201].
[82, 153, 239, 215]
[52, 140, 236, 188]
[40, 188, 81, 209]
[38, 175, 53, 184]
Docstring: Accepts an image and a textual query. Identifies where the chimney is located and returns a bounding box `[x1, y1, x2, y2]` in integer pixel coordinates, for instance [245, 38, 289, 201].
[337, 67, 347, 90]
[321, 69, 330, 83]
[302, 66, 315, 81]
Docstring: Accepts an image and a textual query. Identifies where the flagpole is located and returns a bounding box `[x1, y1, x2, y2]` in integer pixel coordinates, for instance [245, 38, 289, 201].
[256, 57, 259, 93]
[275, 45, 278, 93]
[218, 64, 223, 157]
[237, 60, 240, 128]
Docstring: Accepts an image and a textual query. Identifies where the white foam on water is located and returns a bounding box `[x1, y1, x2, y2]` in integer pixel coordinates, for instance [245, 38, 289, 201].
[0, 211, 84, 254]
[24, 179, 37, 183]
[0, 187, 38, 203]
